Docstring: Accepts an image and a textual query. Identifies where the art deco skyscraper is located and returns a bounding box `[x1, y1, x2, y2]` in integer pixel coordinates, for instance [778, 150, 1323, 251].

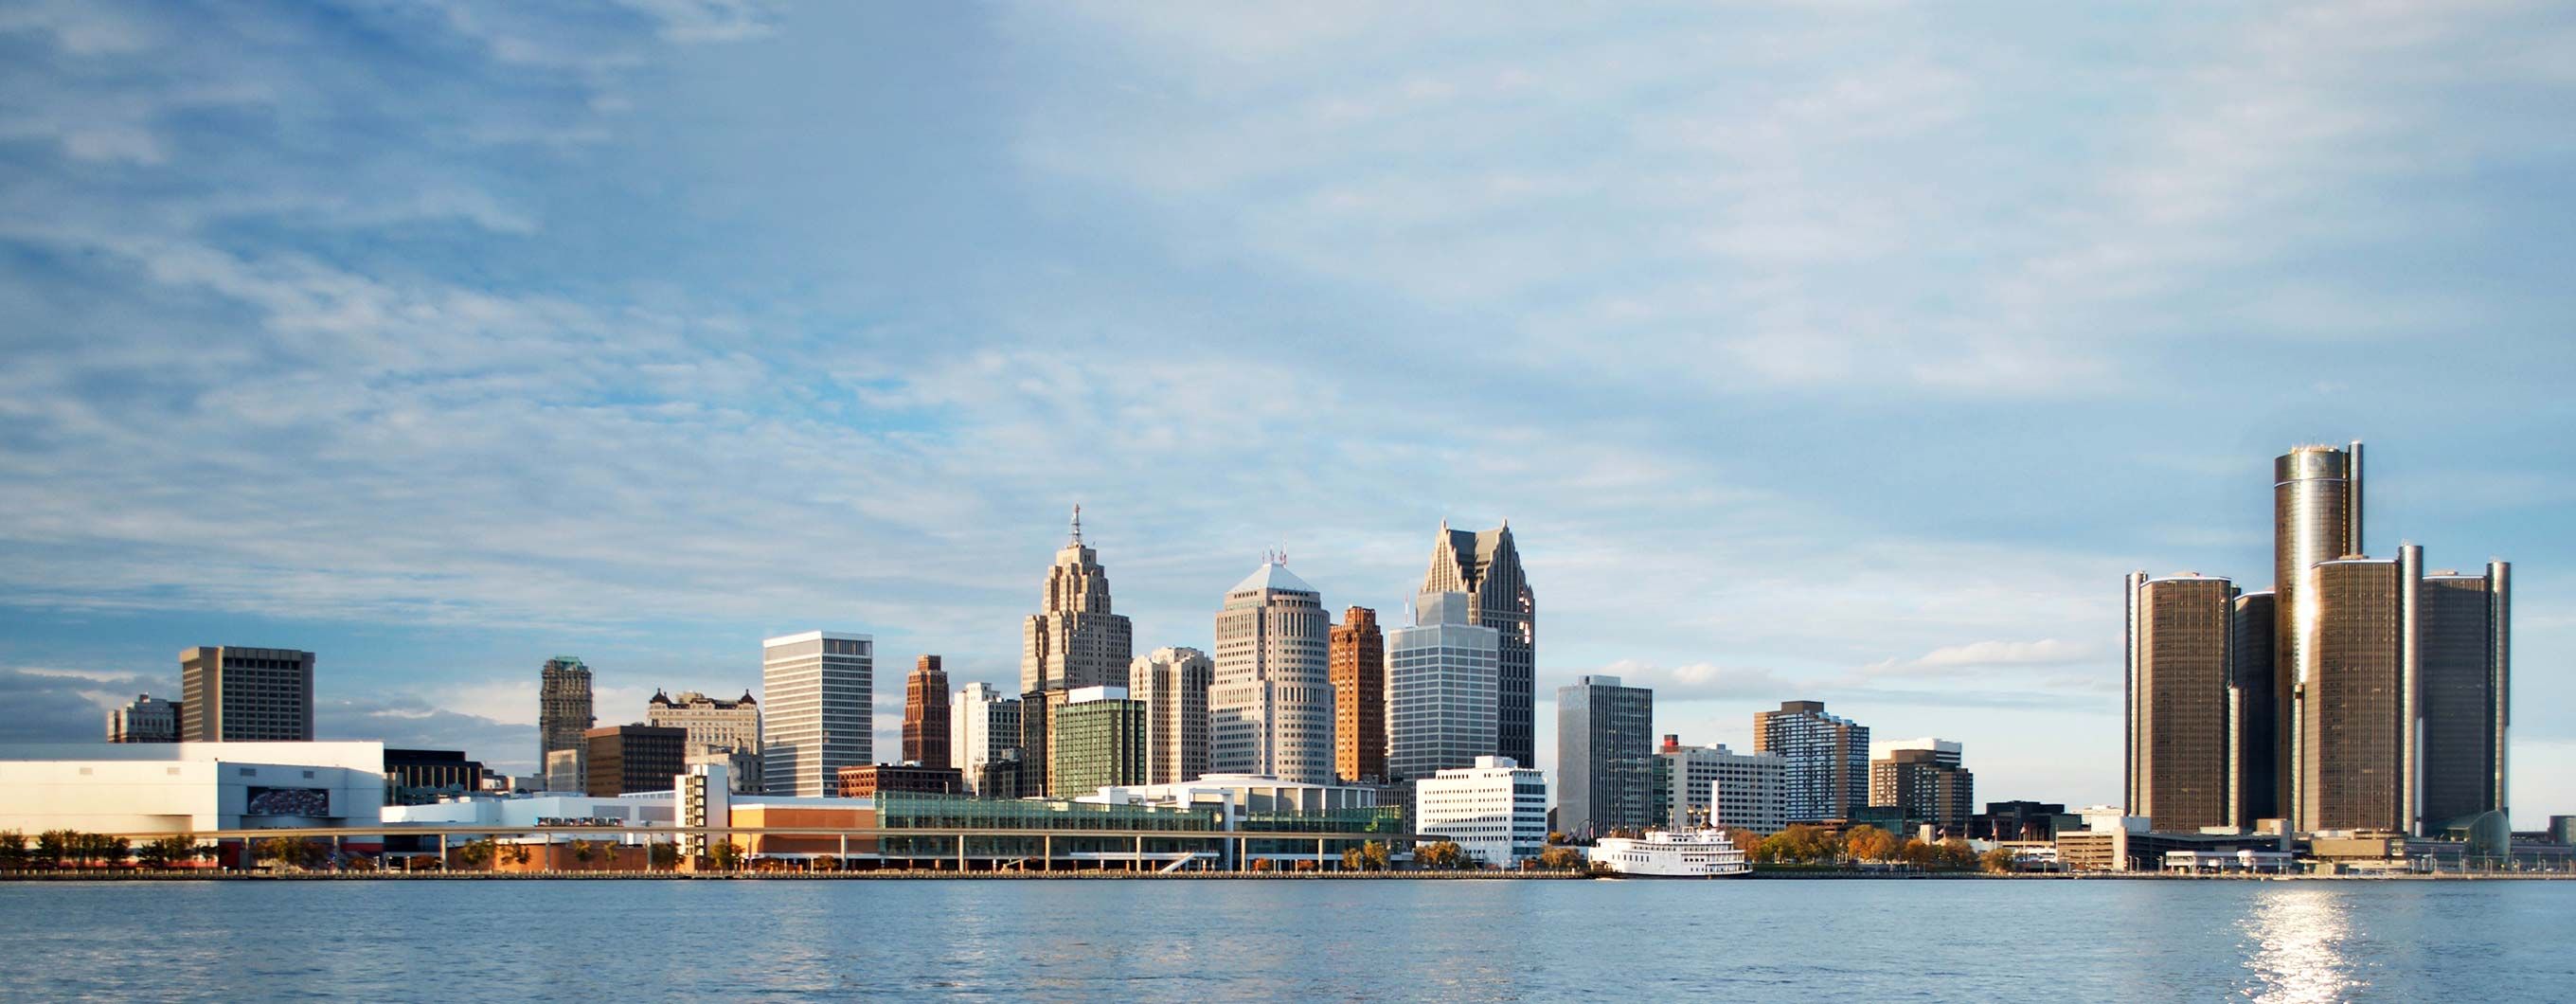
[1130, 646, 1213, 784]
[1022, 507, 1135, 693]
[2124, 572, 2239, 832]
[2298, 547, 2418, 833]
[1754, 700, 1869, 822]
[1422, 522, 1536, 768]
[903, 655, 951, 770]
[761, 630, 873, 797]
[2418, 562, 2510, 831]
[539, 655, 594, 778]
[180, 646, 314, 742]
[1330, 606, 1386, 784]
[1210, 557, 1334, 784]
[2273, 441, 2362, 815]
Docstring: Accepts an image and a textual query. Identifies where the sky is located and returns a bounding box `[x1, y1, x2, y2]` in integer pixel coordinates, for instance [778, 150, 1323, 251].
[1, 1, 2571, 824]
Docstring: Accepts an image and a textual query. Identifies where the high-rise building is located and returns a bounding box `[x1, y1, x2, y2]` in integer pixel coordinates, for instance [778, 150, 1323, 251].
[1412, 756, 1547, 868]
[1557, 674, 1654, 838]
[1047, 685, 1149, 798]
[1385, 592, 1499, 782]
[179, 646, 314, 742]
[1130, 647, 1212, 785]
[2299, 548, 2418, 833]
[1211, 557, 1334, 784]
[1329, 606, 1386, 784]
[2230, 590, 2280, 823]
[2273, 442, 2362, 823]
[2124, 573, 2239, 832]
[1020, 687, 1055, 796]
[2418, 562, 2510, 832]
[1754, 700, 1869, 822]
[761, 630, 873, 797]
[545, 748, 585, 794]
[904, 655, 951, 770]
[1870, 747, 1976, 830]
[645, 690, 761, 756]
[949, 682, 1023, 796]
[684, 744, 762, 794]
[539, 655, 595, 780]
[584, 724, 687, 798]
[1022, 507, 1135, 694]
[107, 693, 181, 743]
[1652, 736, 1785, 833]
[1422, 522, 1537, 768]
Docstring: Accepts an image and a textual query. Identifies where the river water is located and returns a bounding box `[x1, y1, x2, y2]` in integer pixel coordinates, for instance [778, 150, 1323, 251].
[0, 878, 2566, 1000]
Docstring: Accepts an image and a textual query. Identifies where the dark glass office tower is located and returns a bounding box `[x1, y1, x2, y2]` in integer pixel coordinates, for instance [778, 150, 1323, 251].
[2125, 573, 2237, 832]
[1557, 675, 1654, 838]
[2418, 562, 2510, 832]
[2229, 591, 2278, 825]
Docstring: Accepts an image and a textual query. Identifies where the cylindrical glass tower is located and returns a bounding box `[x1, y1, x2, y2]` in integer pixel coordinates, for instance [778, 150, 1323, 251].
[2272, 440, 2361, 826]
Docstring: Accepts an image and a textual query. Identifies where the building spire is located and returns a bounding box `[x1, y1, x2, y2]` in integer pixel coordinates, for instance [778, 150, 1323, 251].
[1069, 503, 1082, 545]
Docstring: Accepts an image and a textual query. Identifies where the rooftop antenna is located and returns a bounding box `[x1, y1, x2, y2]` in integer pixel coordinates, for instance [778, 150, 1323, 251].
[1069, 503, 1082, 545]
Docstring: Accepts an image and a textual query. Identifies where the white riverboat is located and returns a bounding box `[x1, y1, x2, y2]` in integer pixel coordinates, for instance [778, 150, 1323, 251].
[1586, 828, 1751, 878]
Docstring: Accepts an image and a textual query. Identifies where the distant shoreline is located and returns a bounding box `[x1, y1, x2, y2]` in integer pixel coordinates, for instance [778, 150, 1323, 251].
[2, 870, 2567, 883]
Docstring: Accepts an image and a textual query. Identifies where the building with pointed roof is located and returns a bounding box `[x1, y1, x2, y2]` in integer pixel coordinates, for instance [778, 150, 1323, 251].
[1211, 556, 1334, 784]
[1422, 521, 1537, 766]
[1021, 506, 1135, 694]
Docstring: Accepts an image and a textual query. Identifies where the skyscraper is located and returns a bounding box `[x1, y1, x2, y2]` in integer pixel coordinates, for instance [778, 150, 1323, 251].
[904, 655, 952, 770]
[1210, 557, 1334, 784]
[1130, 646, 1212, 785]
[1557, 674, 1654, 838]
[2418, 562, 2510, 831]
[2230, 590, 2279, 823]
[2299, 547, 2418, 833]
[1653, 736, 1785, 833]
[1754, 700, 1869, 822]
[1869, 748, 1976, 830]
[949, 682, 1023, 796]
[1047, 685, 1149, 798]
[584, 724, 687, 798]
[107, 693, 181, 743]
[2274, 442, 2362, 819]
[179, 646, 314, 742]
[761, 630, 873, 797]
[1329, 606, 1386, 784]
[1422, 522, 1537, 768]
[539, 655, 594, 779]
[1022, 507, 1134, 693]
[2124, 572, 2238, 832]
[1385, 592, 1498, 782]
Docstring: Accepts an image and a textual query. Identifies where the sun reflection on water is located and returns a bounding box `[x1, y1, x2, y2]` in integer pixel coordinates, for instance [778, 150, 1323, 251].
[2238, 887, 2369, 1002]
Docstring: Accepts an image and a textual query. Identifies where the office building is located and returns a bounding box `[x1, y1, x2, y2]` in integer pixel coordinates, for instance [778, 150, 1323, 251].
[1870, 747, 1976, 830]
[761, 630, 873, 797]
[2123, 572, 2239, 832]
[1020, 688, 1055, 795]
[107, 693, 180, 743]
[1557, 674, 1654, 838]
[2299, 548, 2418, 833]
[1385, 592, 1499, 782]
[1048, 686, 1148, 798]
[1421, 522, 1538, 769]
[1022, 507, 1135, 694]
[904, 655, 951, 770]
[2231, 590, 2280, 823]
[1330, 606, 1386, 784]
[585, 724, 687, 798]
[949, 682, 1023, 796]
[1210, 557, 1334, 785]
[2418, 563, 2510, 832]
[2273, 442, 2363, 825]
[539, 655, 595, 781]
[179, 646, 314, 742]
[384, 748, 485, 804]
[1972, 800, 2072, 843]
[545, 748, 585, 795]
[1653, 736, 1785, 833]
[684, 744, 761, 794]
[1412, 756, 1547, 868]
[1754, 700, 1869, 822]
[837, 762, 965, 798]
[645, 689, 761, 780]
[1130, 646, 1212, 785]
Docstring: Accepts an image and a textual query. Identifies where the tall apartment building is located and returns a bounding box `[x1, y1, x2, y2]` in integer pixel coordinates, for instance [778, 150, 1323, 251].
[1557, 674, 1654, 838]
[949, 682, 1023, 796]
[1870, 747, 1976, 829]
[761, 631, 873, 797]
[645, 689, 761, 756]
[179, 646, 314, 742]
[2124, 572, 2240, 832]
[1754, 700, 1869, 822]
[539, 655, 595, 780]
[1130, 647, 1212, 785]
[2418, 562, 2510, 831]
[1422, 522, 1537, 768]
[1329, 606, 1386, 784]
[1653, 736, 1785, 833]
[1385, 592, 1499, 782]
[107, 693, 181, 743]
[1047, 685, 1148, 798]
[904, 655, 952, 770]
[1210, 557, 1334, 785]
[1022, 507, 1134, 693]
[2299, 548, 2418, 833]
[1412, 756, 1547, 868]
[584, 724, 687, 798]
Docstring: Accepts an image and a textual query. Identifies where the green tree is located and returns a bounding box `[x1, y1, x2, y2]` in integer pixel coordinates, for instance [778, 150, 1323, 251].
[572, 840, 599, 868]
[708, 841, 743, 871]
[1362, 840, 1391, 871]
[1980, 847, 2020, 873]
[650, 843, 680, 870]
[35, 830, 73, 869]
[0, 830, 27, 870]
[1415, 840, 1470, 870]
[1536, 846, 1586, 870]
[1936, 838, 1977, 870]
[95, 835, 132, 869]
[507, 843, 533, 868]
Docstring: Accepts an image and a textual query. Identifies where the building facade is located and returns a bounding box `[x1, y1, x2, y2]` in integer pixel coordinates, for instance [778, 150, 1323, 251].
[1210, 558, 1334, 785]
[1870, 747, 1976, 830]
[761, 631, 873, 797]
[645, 689, 761, 776]
[684, 744, 762, 795]
[837, 763, 966, 798]
[1385, 592, 1499, 783]
[2418, 563, 2510, 832]
[107, 693, 180, 743]
[904, 655, 952, 770]
[1130, 646, 1212, 785]
[1022, 508, 1135, 694]
[1413, 756, 1548, 868]
[384, 748, 485, 804]
[1048, 686, 1149, 798]
[2124, 573, 2239, 832]
[2273, 442, 2363, 827]
[1753, 700, 1869, 822]
[1653, 736, 1785, 833]
[2231, 590, 2280, 824]
[0, 742, 386, 834]
[539, 655, 595, 782]
[1329, 606, 1386, 784]
[949, 682, 1023, 796]
[1557, 674, 1654, 838]
[584, 725, 687, 798]
[2299, 549, 2418, 834]
[179, 646, 314, 742]
[1421, 522, 1537, 769]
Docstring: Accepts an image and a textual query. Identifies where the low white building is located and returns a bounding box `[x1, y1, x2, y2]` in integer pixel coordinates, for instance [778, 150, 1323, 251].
[1081, 773, 1381, 823]
[0, 742, 386, 834]
[1412, 756, 1547, 868]
[1655, 740, 1785, 832]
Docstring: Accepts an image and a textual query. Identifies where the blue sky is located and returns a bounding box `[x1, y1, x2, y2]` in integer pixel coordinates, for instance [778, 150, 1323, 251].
[2, 1, 2571, 823]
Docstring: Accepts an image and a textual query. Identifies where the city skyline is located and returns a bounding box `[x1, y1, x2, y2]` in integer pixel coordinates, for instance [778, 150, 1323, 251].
[3, 4, 2573, 826]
